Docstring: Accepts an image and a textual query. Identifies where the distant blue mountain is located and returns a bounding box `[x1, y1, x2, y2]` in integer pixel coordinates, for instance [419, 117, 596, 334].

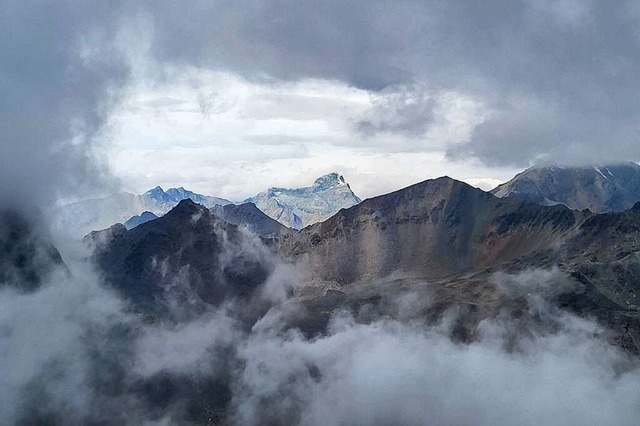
[55, 174, 362, 236]
[54, 187, 232, 237]
[141, 186, 231, 208]
[123, 211, 158, 229]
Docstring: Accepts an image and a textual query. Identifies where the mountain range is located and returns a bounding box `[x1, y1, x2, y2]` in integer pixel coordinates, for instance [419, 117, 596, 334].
[85, 174, 640, 352]
[57, 162, 640, 240]
[52, 187, 232, 238]
[8, 166, 640, 423]
[53, 172, 361, 237]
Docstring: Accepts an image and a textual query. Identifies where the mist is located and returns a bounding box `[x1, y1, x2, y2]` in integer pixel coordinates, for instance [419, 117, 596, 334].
[1, 225, 639, 426]
[2, 1, 640, 425]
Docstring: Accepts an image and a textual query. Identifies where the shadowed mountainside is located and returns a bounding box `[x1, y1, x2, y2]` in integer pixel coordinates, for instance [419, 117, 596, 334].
[0, 210, 66, 292]
[91, 200, 277, 318]
[210, 202, 288, 237]
[123, 211, 158, 229]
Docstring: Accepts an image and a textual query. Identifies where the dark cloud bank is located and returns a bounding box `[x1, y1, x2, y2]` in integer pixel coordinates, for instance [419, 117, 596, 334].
[2, 1, 639, 209]
[2, 1, 640, 425]
[138, 0, 640, 165]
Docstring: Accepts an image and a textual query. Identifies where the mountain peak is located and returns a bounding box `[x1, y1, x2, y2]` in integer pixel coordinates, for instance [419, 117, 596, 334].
[246, 172, 361, 229]
[144, 186, 165, 196]
[312, 172, 347, 191]
[165, 198, 205, 218]
[167, 186, 188, 192]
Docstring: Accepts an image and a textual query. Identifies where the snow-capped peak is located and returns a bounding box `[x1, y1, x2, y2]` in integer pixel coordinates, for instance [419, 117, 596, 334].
[312, 172, 347, 191]
[246, 172, 361, 229]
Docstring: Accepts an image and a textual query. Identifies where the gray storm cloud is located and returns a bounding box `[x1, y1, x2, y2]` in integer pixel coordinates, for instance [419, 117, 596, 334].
[3, 0, 638, 213]
[355, 84, 437, 139]
[2, 1, 640, 425]
[0, 1, 130, 210]
[132, 0, 640, 165]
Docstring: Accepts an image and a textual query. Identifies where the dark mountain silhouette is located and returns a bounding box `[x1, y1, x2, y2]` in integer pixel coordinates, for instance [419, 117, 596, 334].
[91, 200, 277, 318]
[210, 202, 287, 237]
[0, 210, 66, 291]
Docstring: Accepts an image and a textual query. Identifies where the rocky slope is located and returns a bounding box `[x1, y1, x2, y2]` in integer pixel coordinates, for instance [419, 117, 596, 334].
[246, 172, 361, 229]
[279, 176, 585, 284]
[491, 162, 640, 212]
[274, 177, 640, 351]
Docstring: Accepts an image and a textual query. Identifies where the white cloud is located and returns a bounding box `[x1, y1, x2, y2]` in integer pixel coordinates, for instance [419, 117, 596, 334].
[110, 144, 519, 200]
[108, 70, 512, 199]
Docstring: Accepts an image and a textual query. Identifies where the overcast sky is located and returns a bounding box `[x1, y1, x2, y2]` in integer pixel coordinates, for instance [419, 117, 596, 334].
[2, 1, 640, 203]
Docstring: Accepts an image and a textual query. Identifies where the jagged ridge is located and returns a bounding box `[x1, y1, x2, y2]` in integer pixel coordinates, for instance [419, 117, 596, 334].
[246, 172, 362, 229]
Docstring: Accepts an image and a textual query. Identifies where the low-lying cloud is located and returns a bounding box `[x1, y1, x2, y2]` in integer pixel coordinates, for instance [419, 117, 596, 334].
[233, 314, 640, 426]
[2, 229, 640, 426]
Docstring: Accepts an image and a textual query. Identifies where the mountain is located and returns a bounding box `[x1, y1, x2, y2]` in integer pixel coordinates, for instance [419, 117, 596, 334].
[140, 186, 231, 213]
[53, 192, 144, 238]
[90, 176, 640, 353]
[279, 176, 584, 284]
[491, 162, 640, 212]
[54, 174, 360, 237]
[277, 176, 640, 350]
[0, 210, 66, 291]
[80, 175, 640, 423]
[210, 202, 288, 237]
[246, 172, 361, 229]
[53, 187, 232, 237]
[91, 199, 277, 317]
[123, 211, 158, 229]
[19, 175, 640, 423]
